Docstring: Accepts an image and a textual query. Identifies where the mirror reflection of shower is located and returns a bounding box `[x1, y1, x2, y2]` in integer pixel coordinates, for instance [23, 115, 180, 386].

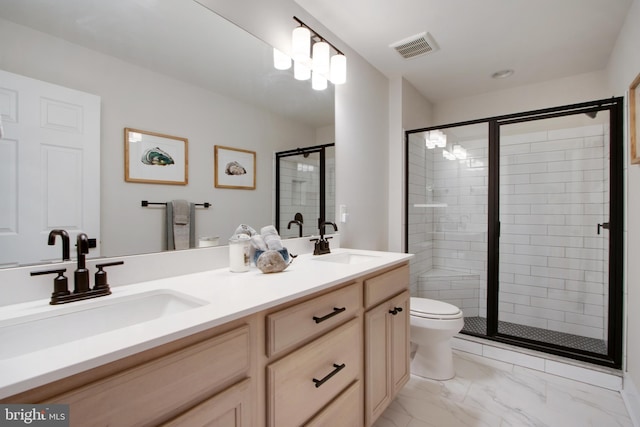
[276, 144, 335, 238]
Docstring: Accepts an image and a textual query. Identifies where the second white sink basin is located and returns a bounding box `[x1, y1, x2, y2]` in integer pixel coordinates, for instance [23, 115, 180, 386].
[313, 252, 380, 265]
[0, 289, 207, 360]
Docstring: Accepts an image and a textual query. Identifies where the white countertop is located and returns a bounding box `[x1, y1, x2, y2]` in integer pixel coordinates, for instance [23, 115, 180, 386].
[0, 248, 412, 399]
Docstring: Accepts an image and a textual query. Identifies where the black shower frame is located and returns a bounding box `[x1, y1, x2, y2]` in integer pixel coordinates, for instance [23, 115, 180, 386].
[404, 97, 624, 369]
[275, 144, 334, 235]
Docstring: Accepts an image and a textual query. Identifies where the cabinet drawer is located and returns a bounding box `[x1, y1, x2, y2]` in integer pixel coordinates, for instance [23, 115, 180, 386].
[48, 325, 251, 426]
[304, 380, 362, 427]
[267, 318, 362, 427]
[162, 378, 252, 427]
[266, 282, 361, 357]
[364, 264, 409, 309]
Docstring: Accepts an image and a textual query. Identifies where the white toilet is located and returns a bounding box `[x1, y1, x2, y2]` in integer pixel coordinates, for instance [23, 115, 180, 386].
[410, 297, 464, 380]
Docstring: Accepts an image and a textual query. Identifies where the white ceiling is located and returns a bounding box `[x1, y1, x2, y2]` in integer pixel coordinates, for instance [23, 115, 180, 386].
[295, 0, 634, 102]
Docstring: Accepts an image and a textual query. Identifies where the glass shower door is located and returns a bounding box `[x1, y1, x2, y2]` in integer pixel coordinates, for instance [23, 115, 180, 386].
[406, 123, 489, 335]
[497, 111, 611, 355]
[275, 144, 335, 239]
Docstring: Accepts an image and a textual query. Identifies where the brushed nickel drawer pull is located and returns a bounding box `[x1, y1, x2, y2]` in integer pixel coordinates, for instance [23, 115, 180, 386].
[313, 363, 346, 388]
[313, 307, 346, 324]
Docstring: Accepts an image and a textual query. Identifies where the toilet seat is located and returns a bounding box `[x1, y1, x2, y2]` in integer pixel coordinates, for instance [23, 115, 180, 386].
[410, 297, 463, 320]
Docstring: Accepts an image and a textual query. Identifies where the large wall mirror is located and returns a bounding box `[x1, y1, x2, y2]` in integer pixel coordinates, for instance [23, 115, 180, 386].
[276, 144, 335, 239]
[0, 0, 334, 268]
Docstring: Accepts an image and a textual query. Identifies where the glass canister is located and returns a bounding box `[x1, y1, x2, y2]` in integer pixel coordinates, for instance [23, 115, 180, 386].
[229, 234, 251, 272]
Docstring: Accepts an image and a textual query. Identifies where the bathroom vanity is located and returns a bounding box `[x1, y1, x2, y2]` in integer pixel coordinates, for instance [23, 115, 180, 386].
[0, 248, 412, 426]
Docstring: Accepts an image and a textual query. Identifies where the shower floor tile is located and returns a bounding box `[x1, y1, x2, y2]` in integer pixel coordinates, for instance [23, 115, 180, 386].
[463, 316, 608, 355]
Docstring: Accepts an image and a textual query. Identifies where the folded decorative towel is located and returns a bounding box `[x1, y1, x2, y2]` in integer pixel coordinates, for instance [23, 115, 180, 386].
[261, 225, 284, 250]
[251, 235, 268, 251]
[234, 224, 257, 237]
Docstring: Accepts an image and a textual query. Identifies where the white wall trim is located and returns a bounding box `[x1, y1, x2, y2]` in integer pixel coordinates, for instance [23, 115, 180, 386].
[622, 374, 640, 427]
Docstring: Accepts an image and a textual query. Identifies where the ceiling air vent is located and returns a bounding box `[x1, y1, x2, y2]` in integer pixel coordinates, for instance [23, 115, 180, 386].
[390, 32, 438, 60]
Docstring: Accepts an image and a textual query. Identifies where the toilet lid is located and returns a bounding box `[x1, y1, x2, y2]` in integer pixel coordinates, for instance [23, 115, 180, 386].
[410, 297, 462, 320]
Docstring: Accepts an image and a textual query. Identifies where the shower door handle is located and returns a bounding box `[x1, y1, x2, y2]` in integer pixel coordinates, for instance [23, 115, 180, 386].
[597, 222, 610, 235]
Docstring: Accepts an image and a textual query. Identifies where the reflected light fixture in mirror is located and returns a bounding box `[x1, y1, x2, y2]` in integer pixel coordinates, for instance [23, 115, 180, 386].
[274, 16, 347, 88]
[273, 48, 292, 70]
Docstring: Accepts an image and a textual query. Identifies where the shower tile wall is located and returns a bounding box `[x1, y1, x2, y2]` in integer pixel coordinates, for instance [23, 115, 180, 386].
[499, 124, 609, 340]
[408, 123, 608, 340]
[279, 156, 335, 239]
[279, 157, 321, 238]
[408, 133, 488, 317]
[407, 137, 431, 296]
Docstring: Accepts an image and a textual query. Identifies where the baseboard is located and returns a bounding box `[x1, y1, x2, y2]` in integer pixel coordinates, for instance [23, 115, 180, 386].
[622, 374, 640, 427]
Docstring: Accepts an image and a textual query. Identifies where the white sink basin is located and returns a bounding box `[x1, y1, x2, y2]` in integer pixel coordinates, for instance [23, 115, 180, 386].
[0, 290, 207, 359]
[313, 252, 380, 265]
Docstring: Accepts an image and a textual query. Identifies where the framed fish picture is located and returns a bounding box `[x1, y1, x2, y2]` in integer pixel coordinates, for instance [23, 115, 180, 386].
[214, 145, 256, 190]
[124, 128, 188, 185]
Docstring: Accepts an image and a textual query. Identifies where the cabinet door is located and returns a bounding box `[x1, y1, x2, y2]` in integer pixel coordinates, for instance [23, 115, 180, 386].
[162, 378, 252, 427]
[389, 291, 410, 395]
[364, 300, 392, 426]
[364, 290, 410, 426]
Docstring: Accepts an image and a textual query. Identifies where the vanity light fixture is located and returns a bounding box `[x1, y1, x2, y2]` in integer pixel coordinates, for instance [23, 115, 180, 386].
[273, 17, 347, 89]
[452, 144, 467, 159]
[442, 149, 456, 161]
[273, 48, 292, 70]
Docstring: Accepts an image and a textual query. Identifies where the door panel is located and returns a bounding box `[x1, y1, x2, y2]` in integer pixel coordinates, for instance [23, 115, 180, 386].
[497, 111, 610, 354]
[0, 69, 100, 266]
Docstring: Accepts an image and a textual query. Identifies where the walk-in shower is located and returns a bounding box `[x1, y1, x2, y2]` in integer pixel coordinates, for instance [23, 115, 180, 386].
[405, 98, 623, 368]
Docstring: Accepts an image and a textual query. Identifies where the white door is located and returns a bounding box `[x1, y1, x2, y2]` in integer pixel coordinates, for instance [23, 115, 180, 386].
[0, 69, 100, 266]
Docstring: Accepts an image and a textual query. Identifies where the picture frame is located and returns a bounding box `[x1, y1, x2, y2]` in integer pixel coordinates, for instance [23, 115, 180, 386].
[124, 128, 188, 185]
[214, 145, 256, 189]
[630, 72, 640, 164]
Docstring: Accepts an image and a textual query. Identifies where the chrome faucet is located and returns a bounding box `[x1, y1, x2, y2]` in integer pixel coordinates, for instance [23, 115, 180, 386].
[48, 229, 70, 261]
[311, 221, 338, 255]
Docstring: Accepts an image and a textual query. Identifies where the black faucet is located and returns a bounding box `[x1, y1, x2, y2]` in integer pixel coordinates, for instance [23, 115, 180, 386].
[48, 229, 70, 261]
[74, 233, 90, 293]
[287, 220, 303, 237]
[311, 221, 338, 255]
[31, 232, 124, 304]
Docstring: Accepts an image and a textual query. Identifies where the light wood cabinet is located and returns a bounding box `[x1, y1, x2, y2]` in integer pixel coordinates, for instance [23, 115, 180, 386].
[363, 265, 410, 426]
[5, 261, 411, 427]
[162, 378, 252, 427]
[266, 313, 362, 427]
[304, 380, 363, 427]
[49, 325, 252, 426]
[266, 281, 361, 358]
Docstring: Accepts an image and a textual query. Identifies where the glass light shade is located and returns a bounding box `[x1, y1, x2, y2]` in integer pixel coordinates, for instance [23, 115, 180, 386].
[425, 135, 436, 149]
[442, 150, 456, 160]
[453, 144, 467, 159]
[429, 130, 446, 148]
[292, 26, 311, 61]
[312, 71, 327, 90]
[273, 48, 292, 70]
[312, 41, 330, 75]
[330, 54, 347, 84]
[294, 60, 311, 81]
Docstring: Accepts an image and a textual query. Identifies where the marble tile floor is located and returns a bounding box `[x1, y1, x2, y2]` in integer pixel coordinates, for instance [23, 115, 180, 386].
[373, 351, 632, 427]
